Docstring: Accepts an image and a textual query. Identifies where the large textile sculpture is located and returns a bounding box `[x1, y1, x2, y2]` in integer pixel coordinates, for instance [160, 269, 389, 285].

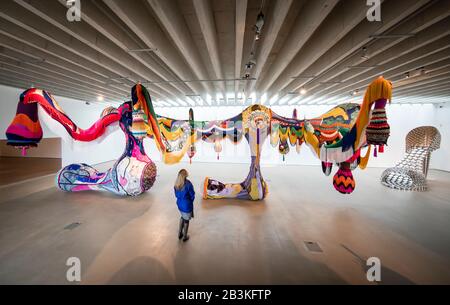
[381, 126, 441, 191]
[156, 77, 393, 199]
[5, 77, 392, 199]
[6, 84, 164, 196]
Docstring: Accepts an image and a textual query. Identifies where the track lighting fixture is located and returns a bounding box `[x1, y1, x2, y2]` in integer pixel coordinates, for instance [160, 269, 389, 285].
[361, 47, 369, 60]
[254, 12, 265, 35]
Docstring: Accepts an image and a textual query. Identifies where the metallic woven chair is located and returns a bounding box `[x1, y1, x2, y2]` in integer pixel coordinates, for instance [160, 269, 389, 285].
[381, 126, 441, 191]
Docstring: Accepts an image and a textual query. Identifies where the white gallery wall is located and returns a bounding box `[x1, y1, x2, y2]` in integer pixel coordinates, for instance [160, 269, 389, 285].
[0, 84, 448, 171]
[0, 84, 124, 166]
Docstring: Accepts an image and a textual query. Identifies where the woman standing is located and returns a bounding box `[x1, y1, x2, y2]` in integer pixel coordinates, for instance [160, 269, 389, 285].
[174, 169, 195, 242]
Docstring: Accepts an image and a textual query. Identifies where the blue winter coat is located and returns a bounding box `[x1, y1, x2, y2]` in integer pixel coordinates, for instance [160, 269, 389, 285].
[174, 180, 195, 213]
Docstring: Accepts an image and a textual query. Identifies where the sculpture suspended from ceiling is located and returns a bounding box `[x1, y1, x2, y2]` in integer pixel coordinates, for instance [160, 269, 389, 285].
[5, 77, 392, 199]
[5, 84, 164, 196]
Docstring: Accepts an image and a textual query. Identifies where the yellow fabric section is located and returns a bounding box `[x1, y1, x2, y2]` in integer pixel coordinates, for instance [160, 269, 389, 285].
[359, 145, 371, 170]
[288, 129, 298, 146]
[317, 106, 350, 121]
[279, 129, 289, 142]
[302, 123, 320, 158]
[163, 133, 197, 165]
[249, 178, 260, 201]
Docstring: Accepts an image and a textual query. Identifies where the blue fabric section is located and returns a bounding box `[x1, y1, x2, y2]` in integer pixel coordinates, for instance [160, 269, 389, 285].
[342, 125, 357, 152]
[174, 180, 195, 213]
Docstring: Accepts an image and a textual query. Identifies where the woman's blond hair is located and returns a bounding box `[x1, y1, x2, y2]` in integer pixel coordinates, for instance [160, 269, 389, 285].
[174, 169, 188, 190]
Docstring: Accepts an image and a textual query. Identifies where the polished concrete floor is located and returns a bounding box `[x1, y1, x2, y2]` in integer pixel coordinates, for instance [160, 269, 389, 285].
[0, 161, 449, 284]
[0, 157, 61, 186]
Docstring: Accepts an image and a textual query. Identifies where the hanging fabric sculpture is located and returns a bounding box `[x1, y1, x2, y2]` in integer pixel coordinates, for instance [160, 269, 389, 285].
[6, 77, 392, 198]
[6, 84, 164, 196]
[156, 77, 392, 198]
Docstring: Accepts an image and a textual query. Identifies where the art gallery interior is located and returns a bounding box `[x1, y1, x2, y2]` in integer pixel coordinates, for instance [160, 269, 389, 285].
[0, 0, 449, 285]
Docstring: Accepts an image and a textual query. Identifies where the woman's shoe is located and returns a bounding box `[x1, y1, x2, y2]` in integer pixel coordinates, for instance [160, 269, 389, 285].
[182, 235, 190, 242]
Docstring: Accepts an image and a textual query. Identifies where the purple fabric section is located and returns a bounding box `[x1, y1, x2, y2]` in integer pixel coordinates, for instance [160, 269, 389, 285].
[374, 99, 387, 109]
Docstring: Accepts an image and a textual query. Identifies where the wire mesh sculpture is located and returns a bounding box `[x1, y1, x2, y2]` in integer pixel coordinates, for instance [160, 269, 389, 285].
[381, 126, 441, 191]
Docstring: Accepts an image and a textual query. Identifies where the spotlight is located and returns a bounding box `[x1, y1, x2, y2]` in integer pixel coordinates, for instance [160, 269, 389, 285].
[97, 95, 104, 102]
[350, 89, 359, 96]
[255, 33, 260, 41]
[245, 61, 255, 70]
[300, 87, 307, 95]
[361, 47, 369, 60]
[405, 72, 410, 79]
[244, 73, 251, 79]
[85, 101, 91, 105]
[254, 12, 265, 34]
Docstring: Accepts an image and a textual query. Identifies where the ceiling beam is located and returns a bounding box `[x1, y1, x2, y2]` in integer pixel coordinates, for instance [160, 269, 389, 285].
[0, 52, 129, 99]
[255, 0, 338, 94]
[284, 1, 446, 104]
[265, 0, 378, 101]
[244, 0, 296, 97]
[12, 0, 185, 106]
[0, 58, 125, 101]
[102, 0, 209, 104]
[287, 54, 450, 106]
[192, 0, 227, 102]
[146, 0, 216, 99]
[0, 73, 119, 105]
[280, 0, 434, 103]
[55, 0, 194, 99]
[304, 36, 450, 105]
[0, 27, 133, 95]
[0, 65, 127, 102]
[234, 0, 247, 100]
[295, 15, 450, 105]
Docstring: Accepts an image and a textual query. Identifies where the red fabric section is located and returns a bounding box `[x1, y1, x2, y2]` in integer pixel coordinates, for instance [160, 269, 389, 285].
[24, 89, 121, 142]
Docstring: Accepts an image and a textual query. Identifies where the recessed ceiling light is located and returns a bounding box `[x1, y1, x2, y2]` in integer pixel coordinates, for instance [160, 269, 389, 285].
[97, 95, 104, 102]
[300, 87, 307, 95]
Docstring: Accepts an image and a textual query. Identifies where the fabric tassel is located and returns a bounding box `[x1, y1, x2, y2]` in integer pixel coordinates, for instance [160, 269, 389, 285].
[379, 145, 384, 153]
[374, 146, 378, 157]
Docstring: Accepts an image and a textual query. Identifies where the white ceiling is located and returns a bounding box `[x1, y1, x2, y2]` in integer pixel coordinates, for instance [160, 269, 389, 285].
[0, 0, 449, 107]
